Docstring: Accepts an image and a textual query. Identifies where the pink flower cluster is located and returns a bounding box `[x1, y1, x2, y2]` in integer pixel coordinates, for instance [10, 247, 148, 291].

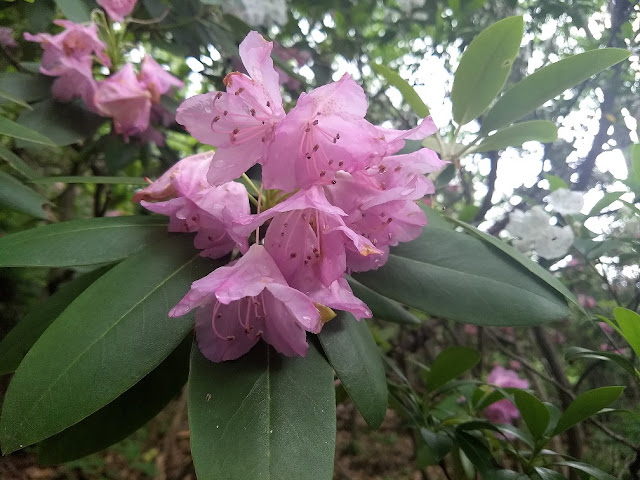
[484, 365, 529, 426]
[135, 32, 445, 362]
[24, 0, 182, 143]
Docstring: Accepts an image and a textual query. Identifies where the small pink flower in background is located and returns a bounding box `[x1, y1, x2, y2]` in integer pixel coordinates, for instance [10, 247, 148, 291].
[551, 331, 565, 344]
[177, 31, 285, 186]
[464, 324, 478, 335]
[509, 360, 521, 370]
[484, 366, 529, 425]
[138, 55, 183, 102]
[0, 27, 17, 49]
[169, 244, 322, 362]
[272, 42, 311, 90]
[599, 321, 614, 335]
[578, 294, 596, 309]
[97, 0, 138, 22]
[94, 63, 152, 138]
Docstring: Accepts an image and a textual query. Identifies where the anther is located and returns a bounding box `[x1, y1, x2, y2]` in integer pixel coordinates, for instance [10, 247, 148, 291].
[313, 144, 319, 152]
[380, 182, 386, 190]
[305, 126, 311, 132]
[212, 115, 220, 123]
[328, 159, 334, 165]
[256, 330, 263, 337]
[394, 165, 402, 172]
[266, 101, 271, 107]
[234, 87, 244, 95]
[261, 136, 265, 142]
[226, 335, 235, 341]
[233, 127, 240, 134]
[335, 133, 340, 139]
[250, 108, 256, 116]
[378, 165, 387, 173]
[320, 170, 326, 177]
[312, 119, 319, 125]
[290, 253, 297, 258]
[338, 161, 344, 167]
[332, 180, 337, 184]
[223, 110, 228, 116]
[215, 92, 222, 99]
[306, 154, 311, 160]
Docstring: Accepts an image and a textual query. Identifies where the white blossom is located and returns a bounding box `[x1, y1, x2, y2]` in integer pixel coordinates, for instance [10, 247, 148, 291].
[547, 188, 584, 215]
[506, 206, 574, 260]
[223, 0, 288, 27]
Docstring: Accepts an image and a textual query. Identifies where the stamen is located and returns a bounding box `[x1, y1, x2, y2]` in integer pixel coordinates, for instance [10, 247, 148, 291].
[338, 161, 344, 167]
[234, 87, 244, 95]
[378, 165, 387, 173]
[394, 165, 402, 172]
[320, 170, 326, 177]
[313, 119, 319, 125]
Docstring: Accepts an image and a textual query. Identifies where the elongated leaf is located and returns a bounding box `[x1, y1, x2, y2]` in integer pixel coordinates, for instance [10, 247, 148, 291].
[418, 428, 453, 467]
[31, 176, 149, 185]
[0, 216, 168, 267]
[55, 0, 92, 22]
[513, 390, 549, 439]
[0, 89, 32, 109]
[482, 48, 631, 132]
[553, 462, 617, 480]
[446, 217, 584, 315]
[535, 467, 567, 480]
[472, 120, 557, 153]
[318, 312, 387, 429]
[552, 386, 624, 436]
[0, 116, 56, 146]
[371, 63, 429, 117]
[613, 307, 640, 359]
[353, 211, 571, 326]
[631, 144, 640, 184]
[544, 174, 569, 192]
[566, 346, 637, 377]
[451, 16, 524, 126]
[37, 334, 192, 464]
[0, 266, 111, 375]
[455, 431, 497, 475]
[0, 144, 38, 179]
[589, 192, 623, 216]
[189, 341, 335, 480]
[348, 277, 420, 324]
[0, 170, 48, 219]
[425, 347, 480, 392]
[0, 236, 215, 454]
[0, 73, 52, 104]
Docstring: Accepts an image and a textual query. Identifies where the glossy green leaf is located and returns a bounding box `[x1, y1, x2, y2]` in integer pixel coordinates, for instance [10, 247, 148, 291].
[0, 267, 111, 375]
[353, 210, 571, 326]
[0, 236, 215, 454]
[347, 277, 420, 324]
[534, 467, 567, 480]
[54, 0, 92, 22]
[17, 100, 104, 147]
[425, 347, 480, 392]
[31, 176, 149, 185]
[318, 312, 387, 429]
[0, 144, 38, 179]
[189, 341, 335, 480]
[544, 174, 569, 192]
[630, 144, 640, 184]
[552, 386, 624, 436]
[446, 216, 584, 315]
[0, 116, 57, 146]
[566, 346, 637, 377]
[482, 48, 631, 132]
[36, 335, 191, 464]
[613, 307, 640, 359]
[553, 462, 617, 480]
[0, 73, 52, 104]
[513, 390, 550, 439]
[0, 170, 48, 219]
[472, 121, 557, 153]
[0, 89, 32, 109]
[371, 63, 430, 117]
[451, 16, 524, 126]
[0, 216, 168, 267]
[455, 431, 497, 475]
[417, 428, 453, 467]
[588, 192, 623, 215]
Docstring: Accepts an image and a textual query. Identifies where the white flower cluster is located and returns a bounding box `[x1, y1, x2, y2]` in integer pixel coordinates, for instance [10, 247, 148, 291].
[223, 0, 288, 27]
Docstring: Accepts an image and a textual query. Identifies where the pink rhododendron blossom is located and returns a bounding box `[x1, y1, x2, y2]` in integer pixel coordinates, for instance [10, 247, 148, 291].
[484, 366, 529, 425]
[176, 31, 285, 186]
[135, 152, 249, 257]
[169, 244, 322, 362]
[94, 63, 151, 138]
[0, 27, 17, 49]
[139, 30, 446, 363]
[97, 0, 137, 22]
[599, 321, 614, 335]
[464, 325, 478, 335]
[578, 294, 596, 309]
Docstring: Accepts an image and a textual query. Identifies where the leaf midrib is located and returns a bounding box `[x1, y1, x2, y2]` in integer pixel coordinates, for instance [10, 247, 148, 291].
[14, 253, 199, 442]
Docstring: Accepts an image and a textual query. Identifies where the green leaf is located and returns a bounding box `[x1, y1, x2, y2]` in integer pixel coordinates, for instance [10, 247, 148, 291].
[553, 462, 617, 480]
[0, 73, 52, 104]
[544, 174, 569, 192]
[0, 170, 48, 219]
[446, 216, 584, 315]
[552, 386, 624, 436]
[31, 176, 149, 185]
[347, 277, 420, 324]
[482, 48, 631, 133]
[353, 210, 571, 326]
[0, 236, 215, 454]
[0, 144, 38, 179]
[37, 335, 191, 464]
[0, 116, 57, 146]
[0, 216, 168, 267]
[318, 312, 387, 429]
[455, 431, 497, 475]
[513, 390, 550, 439]
[425, 347, 480, 392]
[630, 144, 640, 184]
[371, 63, 430, 117]
[472, 121, 558, 153]
[566, 346, 638, 377]
[188, 341, 335, 480]
[451, 16, 524, 126]
[54, 0, 92, 22]
[588, 192, 623, 215]
[0, 89, 32, 109]
[417, 428, 453, 467]
[0, 266, 111, 375]
[613, 307, 640, 359]
[534, 467, 567, 480]
[17, 100, 104, 147]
